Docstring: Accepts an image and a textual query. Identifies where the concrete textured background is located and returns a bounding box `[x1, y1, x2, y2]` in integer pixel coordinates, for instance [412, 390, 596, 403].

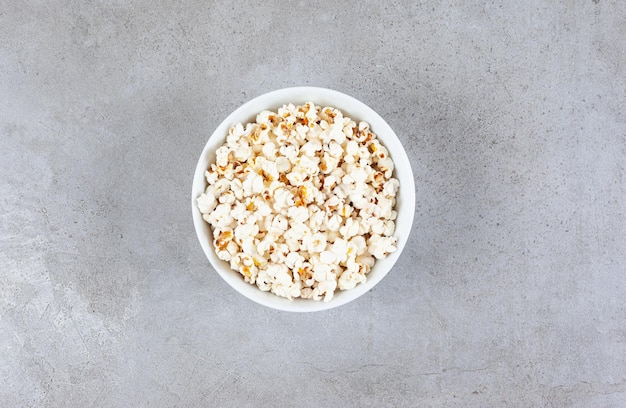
[1, 1, 625, 407]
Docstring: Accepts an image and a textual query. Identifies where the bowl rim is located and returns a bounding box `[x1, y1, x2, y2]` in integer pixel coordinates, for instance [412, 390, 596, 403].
[192, 86, 416, 312]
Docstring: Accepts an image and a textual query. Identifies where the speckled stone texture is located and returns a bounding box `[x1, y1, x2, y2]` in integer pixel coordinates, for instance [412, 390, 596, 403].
[1, 1, 625, 407]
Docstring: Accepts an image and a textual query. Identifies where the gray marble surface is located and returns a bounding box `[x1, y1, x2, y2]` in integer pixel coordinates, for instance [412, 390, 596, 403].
[2, 1, 625, 407]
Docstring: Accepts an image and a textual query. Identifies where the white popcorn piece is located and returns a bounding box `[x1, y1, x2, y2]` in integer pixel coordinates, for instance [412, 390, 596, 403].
[349, 235, 367, 257]
[373, 196, 394, 219]
[284, 222, 311, 246]
[383, 220, 396, 236]
[257, 237, 276, 258]
[295, 124, 309, 138]
[382, 178, 400, 198]
[261, 142, 277, 160]
[229, 178, 244, 200]
[326, 140, 344, 158]
[365, 218, 383, 236]
[329, 238, 348, 264]
[356, 254, 376, 270]
[312, 262, 336, 282]
[240, 237, 257, 257]
[272, 187, 295, 210]
[279, 144, 299, 163]
[304, 232, 328, 254]
[346, 140, 359, 157]
[197, 192, 217, 214]
[328, 123, 347, 145]
[339, 217, 360, 239]
[319, 250, 336, 264]
[302, 181, 324, 205]
[308, 206, 326, 231]
[255, 158, 276, 182]
[323, 175, 338, 191]
[208, 203, 234, 228]
[286, 169, 306, 187]
[298, 155, 321, 176]
[377, 157, 395, 178]
[351, 166, 369, 184]
[338, 268, 366, 290]
[216, 240, 239, 262]
[269, 214, 289, 234]
[252, 197, 273, 218]
[287, 206, 310, 224]
[341, 173, 355, 187]
[205, 169, 219, 185]
[228, 123, 245, 142]
[301, 139, 323, 157]
[339, 203, 354, 219]
[313, 279, 337, 302]
[234, 223, 259, 243]
[320, 153, 339, 174]
[229, 202, 248, 222]
[213, 178, 231, 195]
[275, 156, 291, 173]
[215, 146, 230, 167]
[256, 269, 272, 291]
[285, 251, 305, 270]
[244, 172, 265, 196]
[269, 243, 290, 264]
[218, 190, 236, 205]
[375, 144, 390, 161]
[233, 143, 253, 162]
[325, 213, 342, 232]
[367, 234, 398, 259]
[324, 195, 342, 212]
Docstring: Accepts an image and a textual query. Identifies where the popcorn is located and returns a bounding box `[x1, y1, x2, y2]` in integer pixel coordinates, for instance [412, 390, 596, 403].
[285, 251, 305, 270]
[298, 155, 321, 176]
[274, 157, 291, 174]
[304, 232, 328, 253]
[322, 175, 338, 191]
[326, 140, 344, 158]
[339, 217, 360, 239]
[325, 213, 342, 232]
[383, 220, 396, 236]
[286, 169, 306, 187]
[234, 144, 253, 162]
[338, 267, 366, 290]
[208, 203, 234, 228]
[348, 235, 367, 257]
[301, 139, 323, 157]
[287, 206, 309, 224]
[197, 191, 217, 214]
[259, 157, 279, 182]
[377, 157, 395, 178]
[242, 172, 264, 196]
[272, 187, 295, 210]
[234, 223, 259, 242]
[319, 250, 336, 264]
[329, 238, 348, 264]
[320, 153, 339, 174]
[313, 280, 337, 302]
[367, 234, 398, 260]
[382, 178, 400, 198]
[197, 102, 400, 302]
[308, 206, 326, 231]
[205, 169, 219, 185]
[346, 140, 359, 157]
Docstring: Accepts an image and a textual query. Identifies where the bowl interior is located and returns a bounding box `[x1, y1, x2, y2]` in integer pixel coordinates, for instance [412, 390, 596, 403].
[192, 87, 415, 312]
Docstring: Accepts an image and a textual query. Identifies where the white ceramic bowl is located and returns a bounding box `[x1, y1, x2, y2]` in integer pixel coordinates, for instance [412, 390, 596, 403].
[192, 87, 415, 312]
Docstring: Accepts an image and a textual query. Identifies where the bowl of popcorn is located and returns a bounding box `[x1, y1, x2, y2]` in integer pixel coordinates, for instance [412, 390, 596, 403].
[192, 87, 415, 312]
